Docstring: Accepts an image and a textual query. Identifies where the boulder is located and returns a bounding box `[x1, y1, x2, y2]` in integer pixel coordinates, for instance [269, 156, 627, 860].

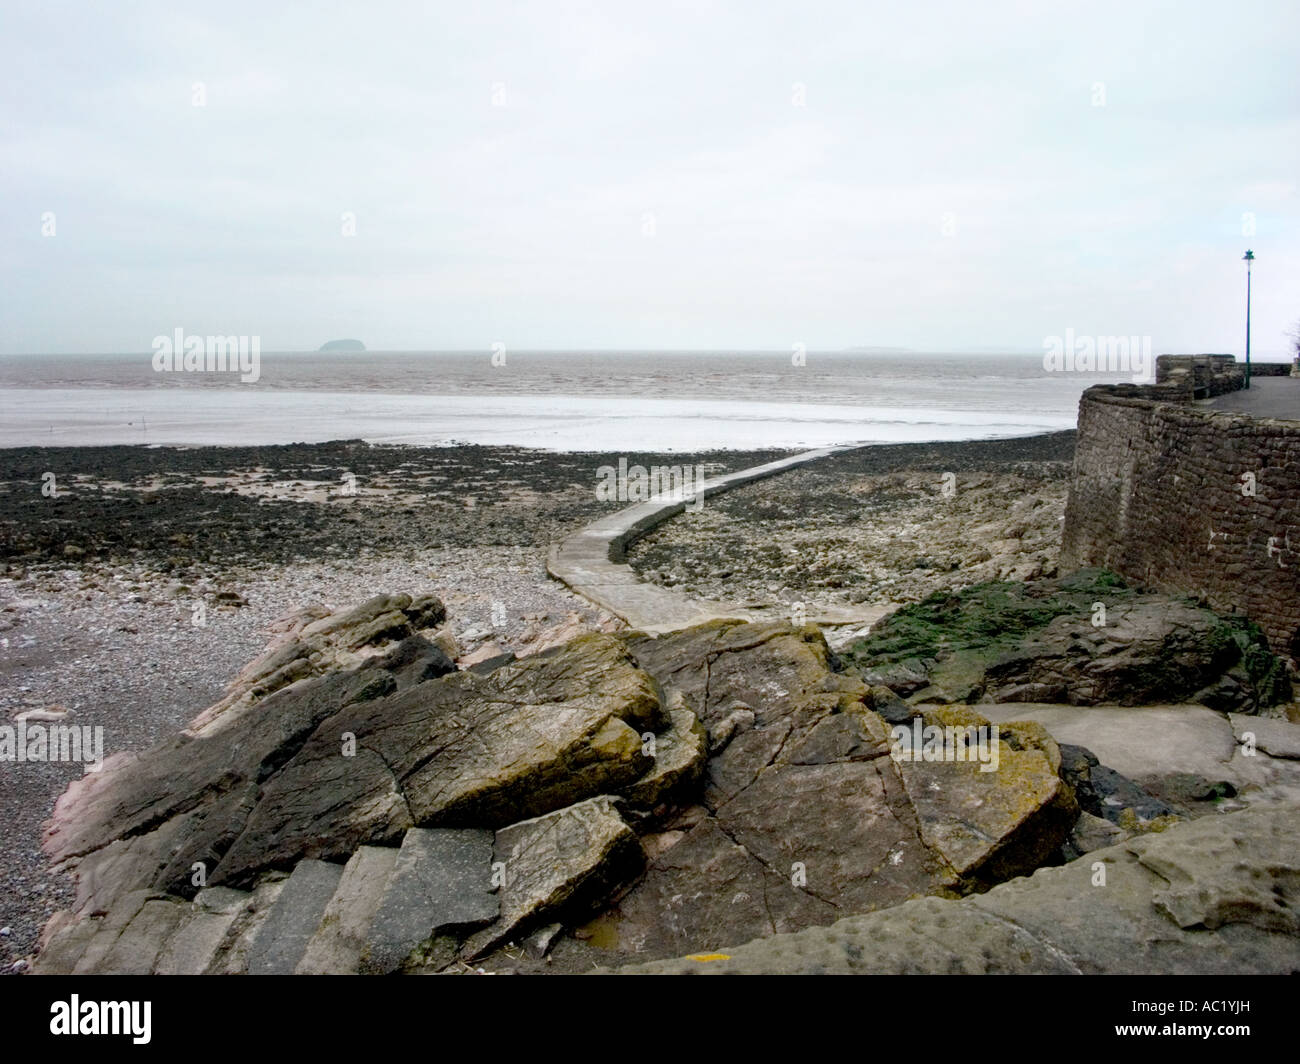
[375, 636, 456, 691]
[553, 622, 1077, 965]
[212, 633, 662, 885]
[44, 666, 396, 870]
[1067, 811, 1128, 855]
[620, 692, 708, 811]
[897, 707, 1077, 885]
[983, 601, 1279, 708]
[864, 684, 915, 724]
[463, 796, 642, 958]
[189, 592, 447, 736]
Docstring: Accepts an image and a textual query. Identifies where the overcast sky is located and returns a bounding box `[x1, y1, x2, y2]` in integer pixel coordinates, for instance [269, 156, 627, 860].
[2, 0, 1297, 355]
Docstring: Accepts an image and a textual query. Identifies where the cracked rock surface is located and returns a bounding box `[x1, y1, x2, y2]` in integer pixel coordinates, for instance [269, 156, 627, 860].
[28, 608, 1118, 974]
[619, 802, 1300, 974]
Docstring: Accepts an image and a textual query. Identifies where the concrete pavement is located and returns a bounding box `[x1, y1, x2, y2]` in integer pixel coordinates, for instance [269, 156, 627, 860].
[1201, 375, 1300, 420]
[547, 443, 893, 634]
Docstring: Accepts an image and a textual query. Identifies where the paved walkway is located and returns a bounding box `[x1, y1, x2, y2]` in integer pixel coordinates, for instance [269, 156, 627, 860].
[1201, 375, 1300, 420]
[547, 444, 894, 634]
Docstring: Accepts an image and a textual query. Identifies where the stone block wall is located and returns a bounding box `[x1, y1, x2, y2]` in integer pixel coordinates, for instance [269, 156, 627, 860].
[1249, 362, 1294, 378]
[1154, 354, 1242, 397]
[1060, 376, 1300, 660]
[1154, 353, 1293, 393]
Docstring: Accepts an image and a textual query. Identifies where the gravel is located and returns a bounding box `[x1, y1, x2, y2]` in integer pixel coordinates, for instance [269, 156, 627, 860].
[0, 440, 795, 967]
[629, 431, 1077, 614]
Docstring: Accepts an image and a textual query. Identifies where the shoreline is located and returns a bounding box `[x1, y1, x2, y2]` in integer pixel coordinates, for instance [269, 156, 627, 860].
[0, 432, 1072, 966]
[0, 387, 1075, 450]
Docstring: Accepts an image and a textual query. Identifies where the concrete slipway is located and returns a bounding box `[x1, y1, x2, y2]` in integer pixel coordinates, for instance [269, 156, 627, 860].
[546, 443, 894, 635]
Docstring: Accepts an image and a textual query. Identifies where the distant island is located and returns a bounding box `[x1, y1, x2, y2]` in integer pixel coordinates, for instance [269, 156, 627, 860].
[319, 339, 366, 352]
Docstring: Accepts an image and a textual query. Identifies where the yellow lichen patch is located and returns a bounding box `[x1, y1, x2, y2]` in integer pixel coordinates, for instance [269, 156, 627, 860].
[898, 738, 1074, 880]
[920, 704, 992, 730]
[842, 703, 894, 747]
[997, 719, 1062, 773]
[686, 953, 731, 963]
[1118, 808, 1183, 834]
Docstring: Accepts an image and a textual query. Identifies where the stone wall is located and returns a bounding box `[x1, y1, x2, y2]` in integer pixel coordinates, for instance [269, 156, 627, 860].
[1061, 366, 1300, 660]
[1155, 354, 1241, 397]
[1250, 363, 1295, 378]
[1154, 353, 1292, 394]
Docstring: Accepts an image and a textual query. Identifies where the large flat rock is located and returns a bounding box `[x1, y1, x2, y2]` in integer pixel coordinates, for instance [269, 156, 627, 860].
[246, 859, 345, 975]
[45, 667, 394, 868]
[562, 629, 1073, 965]
[298, 845, 399, 975]
[621, 803, 1300, 974]
[464, 797, 642, 958]
[979, 703, 1300, 804]
[213, 634, 662, 885]
[623, 621, 871, 809]
[360, 828, 497, 974]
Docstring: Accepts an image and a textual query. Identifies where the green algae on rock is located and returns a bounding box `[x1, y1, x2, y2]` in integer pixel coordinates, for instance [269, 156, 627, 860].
[841, 569, 1291, 711]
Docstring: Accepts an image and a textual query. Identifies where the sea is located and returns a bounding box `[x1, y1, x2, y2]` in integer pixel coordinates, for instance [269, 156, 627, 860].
[0, 350, 1147, 452]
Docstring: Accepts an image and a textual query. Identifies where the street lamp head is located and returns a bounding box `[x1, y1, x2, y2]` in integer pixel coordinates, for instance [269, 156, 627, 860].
[1243, 249, 1255, 263]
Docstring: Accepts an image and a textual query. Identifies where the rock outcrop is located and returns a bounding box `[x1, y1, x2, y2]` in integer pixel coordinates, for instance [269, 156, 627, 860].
[843, 570, 1291, 711]
[32, 604, 1092, 974]
[45, 629, 664, 905]
[577, 625, 1074, 963]
[978, 703, 1300, 818]
[618, 802, 1300, 974]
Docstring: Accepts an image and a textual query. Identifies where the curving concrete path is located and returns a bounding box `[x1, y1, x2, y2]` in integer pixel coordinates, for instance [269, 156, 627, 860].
[547, 443, 894, 634]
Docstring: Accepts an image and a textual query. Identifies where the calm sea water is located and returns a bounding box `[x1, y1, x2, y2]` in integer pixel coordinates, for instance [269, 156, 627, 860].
[0, 350, 1143, 451]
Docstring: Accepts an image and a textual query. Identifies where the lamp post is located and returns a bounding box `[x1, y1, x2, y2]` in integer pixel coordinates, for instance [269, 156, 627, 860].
[1243, 249, 1254, 388]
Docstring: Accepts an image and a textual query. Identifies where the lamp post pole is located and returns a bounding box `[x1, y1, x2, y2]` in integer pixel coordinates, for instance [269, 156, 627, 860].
[1244, 249, 1254, 388]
